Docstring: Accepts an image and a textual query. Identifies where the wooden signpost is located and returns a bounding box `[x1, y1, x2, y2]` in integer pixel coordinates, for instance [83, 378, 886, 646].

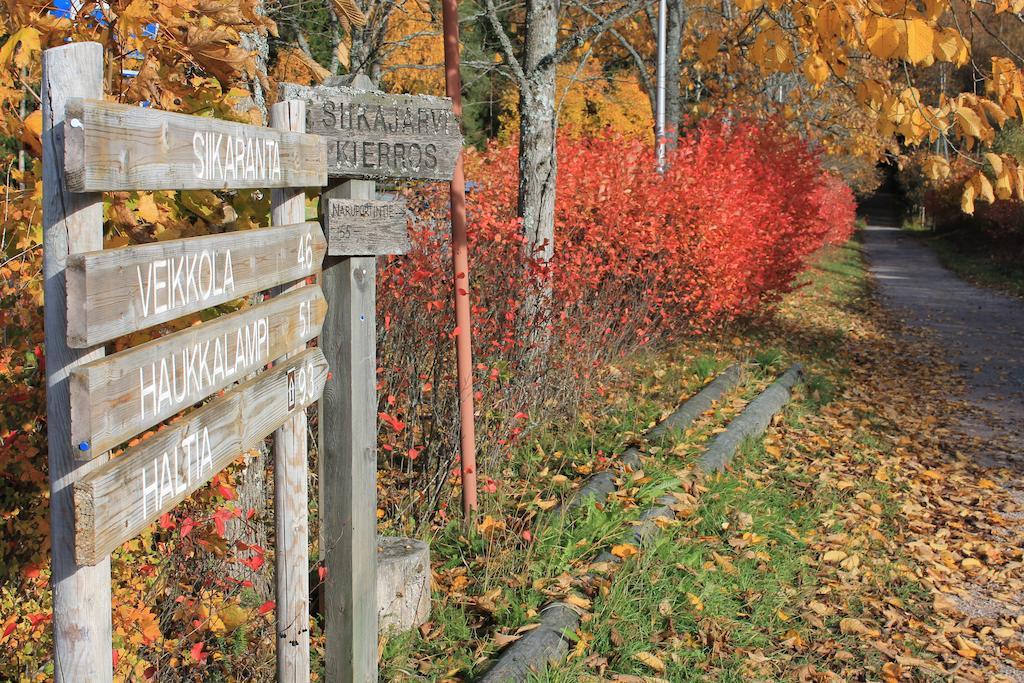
[65, 99, 326, 192]
[66, 221, 327, 347]
[70, 285, 327, 456]
[43, 43, 329, 683]
[285, 75, 462, 682]
[44, 42, 459, 683]
[280, 82, 463, 181]
[73, 348, 329, 565]
[325, 196, 411, 255]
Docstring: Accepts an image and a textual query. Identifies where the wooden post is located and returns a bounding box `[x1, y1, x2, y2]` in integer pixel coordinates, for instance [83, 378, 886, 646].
[42, 42, 114, 683]
[320, 175, 378, 681]
[270, 99, 311, 682]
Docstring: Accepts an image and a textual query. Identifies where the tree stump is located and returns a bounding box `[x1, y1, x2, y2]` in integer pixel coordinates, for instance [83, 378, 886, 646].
[377, 537, 430, 633]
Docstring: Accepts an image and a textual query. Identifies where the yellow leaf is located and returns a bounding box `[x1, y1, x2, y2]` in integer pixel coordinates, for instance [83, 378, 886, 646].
[839, 617, 868, 635]
[0, 27, 41, 71]
[922, 155, 950, 180]
[975, 173, 995, 204]
[822, 550, 847, 563]
[985, 152, 1003, 175]
[802, 54, 830, 87]
[218, 605, 249, 632]
[960, 556, 983, 570]
[136, 194, 162, 224]
[633, 651, 667, 673]
[697, 33, 721, 64]
[865, 17, 901, 60]
[611, 543, 639, 559]
[565, 593, 592, 610]
[961, 182, 976, 214]
[955, 106, 985, 140]
[903, 19, 935, 65]
[687, 592, 705, 611]
[336, 41, 350, 70]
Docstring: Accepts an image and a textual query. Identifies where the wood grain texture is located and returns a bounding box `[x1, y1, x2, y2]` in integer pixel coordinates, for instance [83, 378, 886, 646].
[66, 222, 326, 348]
[279, 82, 462, 181]
[269, 99, 312, 683]
[41, 42, 114, 683]
[73, 348, 328, 566]
[70, 285, 327, 456]
[324, 197, 410, 255]
[64, 98, 327, 191]
[319, 180, 379, 682]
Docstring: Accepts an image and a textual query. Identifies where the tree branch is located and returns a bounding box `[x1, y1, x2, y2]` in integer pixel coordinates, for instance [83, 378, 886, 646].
[544, 0, 654, 69]
[484, 0, 528, 87]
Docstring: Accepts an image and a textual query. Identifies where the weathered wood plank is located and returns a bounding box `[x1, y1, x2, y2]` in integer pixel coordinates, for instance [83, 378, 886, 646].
[279, 82, 462, 181]
[269, 98, 312, 683]
[324, 197, 410, 255]
[42, 41, 114, 683]
[319, 179, 379, 682]
[66, 221, 326, 348]
[73, 347, 328, 566]
[70, 285, 327, 457]
[64, 98, 327, 192]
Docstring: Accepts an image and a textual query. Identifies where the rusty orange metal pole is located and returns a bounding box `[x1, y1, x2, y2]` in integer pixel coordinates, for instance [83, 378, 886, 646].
[442, 0, 479, 530]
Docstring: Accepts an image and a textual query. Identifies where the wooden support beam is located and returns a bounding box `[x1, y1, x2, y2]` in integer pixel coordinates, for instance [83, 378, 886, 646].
[72, 348, 328, 566]
[66, 221, 326, 348]
[70, 285, 327, 457]
[270, 99, 313, 682]
[64, 98, 327, 192]
[42, 41, 114, 683]
[320, 176, 379, 681]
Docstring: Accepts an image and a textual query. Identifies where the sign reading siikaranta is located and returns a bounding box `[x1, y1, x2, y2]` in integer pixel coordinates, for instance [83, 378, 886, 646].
[279, 83, 463, 182]
[64, 99, 326, 192]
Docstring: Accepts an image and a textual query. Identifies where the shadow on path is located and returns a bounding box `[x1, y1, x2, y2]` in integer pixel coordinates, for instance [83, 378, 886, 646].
[861, 194, 1024, 471]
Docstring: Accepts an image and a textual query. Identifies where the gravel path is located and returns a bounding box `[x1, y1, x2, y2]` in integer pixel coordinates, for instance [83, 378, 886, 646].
[861, 195, 1024, 464]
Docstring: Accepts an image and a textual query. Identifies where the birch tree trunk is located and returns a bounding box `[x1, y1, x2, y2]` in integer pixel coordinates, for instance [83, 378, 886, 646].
[518, 0, 558, 266]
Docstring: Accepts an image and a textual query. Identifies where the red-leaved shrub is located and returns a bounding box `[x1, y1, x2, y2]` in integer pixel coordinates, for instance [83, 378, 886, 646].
[377, 119, 855, 524]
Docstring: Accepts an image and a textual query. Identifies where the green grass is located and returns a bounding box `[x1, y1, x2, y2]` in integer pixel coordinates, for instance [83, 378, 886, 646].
[380, 241, 935, 681]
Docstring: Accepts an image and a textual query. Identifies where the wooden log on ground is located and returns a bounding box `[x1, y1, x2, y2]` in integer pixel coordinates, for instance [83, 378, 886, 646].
[646, 364, 743, 442]
[551, 364, 741, 517]
[66, 221, 326, 348]
[64, 98, 326, 192]
[377, 537, 431, 633]
[42, 41, 113, 683]
[697, 364, 804, 473]
[475, 603, 581, 683]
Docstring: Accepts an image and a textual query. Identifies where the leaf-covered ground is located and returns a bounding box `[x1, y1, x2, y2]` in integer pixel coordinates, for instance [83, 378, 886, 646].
[380, 240, 1024, 682]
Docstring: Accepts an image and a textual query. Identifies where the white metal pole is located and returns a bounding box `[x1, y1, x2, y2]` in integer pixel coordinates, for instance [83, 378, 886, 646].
[656, 0, 667, 173]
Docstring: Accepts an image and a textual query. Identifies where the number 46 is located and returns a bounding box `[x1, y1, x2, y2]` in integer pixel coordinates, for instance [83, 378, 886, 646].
[297, 232, 313, 271]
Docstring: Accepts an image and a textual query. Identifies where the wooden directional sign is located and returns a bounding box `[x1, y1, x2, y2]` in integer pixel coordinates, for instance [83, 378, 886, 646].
[73, 346, 328, 566]
[71, 285, 327, 456]
[66, 222, 326, 348]
[324, 197, 410, 255]
[64, 99, 327, 192]
[279, 83, 462, 182]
